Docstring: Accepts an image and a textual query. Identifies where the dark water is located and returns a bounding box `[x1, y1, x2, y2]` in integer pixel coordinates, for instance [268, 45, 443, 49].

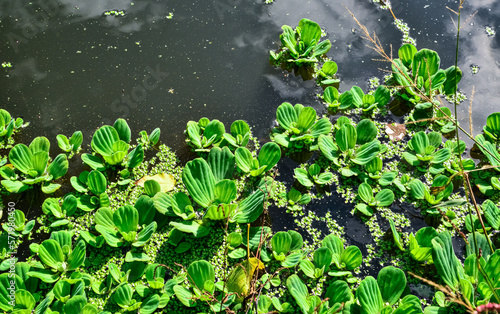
[1, 0, 499, 262]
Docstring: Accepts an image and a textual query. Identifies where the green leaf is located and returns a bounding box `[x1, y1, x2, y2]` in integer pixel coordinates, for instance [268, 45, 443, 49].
[81, 154, 106, 171]
[126, 144, 144, 169]
[114, 205, 139, 234]
[235, 147, 253, 173]
[114, 118, 131, 143]
[87, 171, 107, 195]
[91, 125, 120, 156]
[375, 189, 394, 207]
[484, 112, 500, 141]
[282, 252, 303, 267]
[409, 179, 426, 200]
[431, 148, 451, 164]
[134, 195, 156, 226]
[187, 260, 215, 292]
[313, 247, 332, 270]
[153, 192, 175, 216]
[389, 218, 405, 251]
[379, 171, 397, 186]
[125, 252, 150, 262]
[411, 132, 429, 156]
[358, 183, 373, 204]
[233, 189, 265, 223]
[207, 147, 235, 182]
[170, 220, 209, 238]
[258, 142, 281, 171]
[42, 199, 61, 220]
[378, 266, 406, 305]
[214, 179, 237, 204]
[325, 281, 352, 306]
[67, 240, 86, 271]
[182, 158, 216, 208]
[413, 48, 440, 80]
[295, 168, 314, 187]
[443, 66, 462, 96]
[57, 134, 71, 152]
[173, 285, 196, 307]
[356, 203, 373, 216]
[9, 144, 33, 175]
[299, 259, 316, 278]
[276, 102, 298, 131]
[341, 246, 362, 270]
[483, 199, 500, 229]
[14, 289, 36, 311]
[356, 119, 378, 145]
[64, 295, 87, 314]
[62, 194, 78, 216]
[358, 276, 383, 314]
[352, 140, 380, 165]
[29, 137, 50, 154]
[140, 294, 160, 314]
[296, 107, 317, 132]
[298, 18, 321, 47]
[204, 119, 225, 144]
[113, 283, 133, 308]
[38, 239, 64, 271]
[32, 151, 48, 175]
[53, 280, 71, 302]
[144, 179, 161, 197]
[0, 274, 25, 311]
[134, 222, 157, 247]
[432, 232, 462, 289]
[336, 124, 356, 152]
[271, 232, 292, 256]
[324, 86, 339, 104]
[398, 43, 417, 67]
[318, 135, 339, 163]
[41, 182, 61, 194]
[69, 131, 83, 150]
[286, 275, 309, 314]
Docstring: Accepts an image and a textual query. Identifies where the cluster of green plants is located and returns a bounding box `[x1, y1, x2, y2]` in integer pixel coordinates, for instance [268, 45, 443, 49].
[3, 5, 500, 314]
[269, 18, 339, 83]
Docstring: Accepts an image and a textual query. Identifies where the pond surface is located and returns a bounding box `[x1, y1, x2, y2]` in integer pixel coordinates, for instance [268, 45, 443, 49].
[0, 0, 498, 266]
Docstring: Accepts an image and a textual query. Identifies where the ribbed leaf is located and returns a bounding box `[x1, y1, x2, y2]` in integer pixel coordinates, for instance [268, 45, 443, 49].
[258, 142, 281, 171]
[9, 144, 33, 174]
[114, 118, 131, 143]
[91, 125, 119, 156]
[357, 276, 383, 314]
[38, 240, 64, 270]
[377, 266, 406, 305]
[235, 147, 253, 173]
[318, 135, 339, 162]
[286, 275, 309, 314]
[432, 232, 462, 289]
[187, 260, 215, 291]
[298, 18, 321, 47]
[29, 137, 50, 154]
[113, 283, 133, 308]
[113, 205, 139, 233]
[296, 107, 316, 132]
[398, 43, 417, 67]
[67, 240, 86, 270]
[310, 118, 332, 138]
[356, 119, 378, 145]
[207, 147, 235, 182]
[271, 232, 292, 255]
[182, 158, 216, 208]
[276, 102, 298, 131]
[233, 189, 265, 223]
